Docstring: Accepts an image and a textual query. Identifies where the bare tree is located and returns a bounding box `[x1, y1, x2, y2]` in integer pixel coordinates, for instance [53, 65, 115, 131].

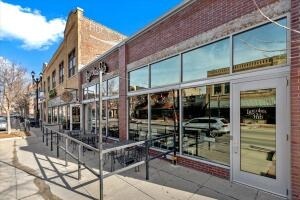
[0, 57, 27, 134]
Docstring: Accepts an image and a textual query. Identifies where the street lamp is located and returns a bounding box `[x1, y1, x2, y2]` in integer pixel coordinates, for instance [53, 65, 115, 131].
[31, 71, 43, 128]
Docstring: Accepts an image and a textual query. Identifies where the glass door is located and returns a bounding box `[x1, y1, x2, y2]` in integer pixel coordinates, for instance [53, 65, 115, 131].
[232, 77, 289, 197]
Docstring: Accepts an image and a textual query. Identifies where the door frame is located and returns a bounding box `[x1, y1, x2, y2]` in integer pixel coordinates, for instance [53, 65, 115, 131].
[230, 74, 290, 197]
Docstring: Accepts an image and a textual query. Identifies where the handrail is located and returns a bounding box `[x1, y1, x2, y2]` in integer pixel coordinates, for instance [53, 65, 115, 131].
[42, 124, 177, 200]
[49, 129, 100, 152]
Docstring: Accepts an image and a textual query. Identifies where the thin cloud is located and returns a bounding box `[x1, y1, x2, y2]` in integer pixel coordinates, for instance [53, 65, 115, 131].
[0, 1, 66, 50]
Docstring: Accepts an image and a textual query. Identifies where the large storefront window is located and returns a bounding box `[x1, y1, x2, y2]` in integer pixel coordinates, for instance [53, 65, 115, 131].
[84, 103, 96, 133]
[129, 66, 149, 91]
[108, 77, 119, 96]
[233, 18, 287, 72]
[151, 56, 180, 88]
[107, 99, 119, 138]
[183, 38, 230, 81]
[150, 90, 179, 150]
[48, 109, 51, 123]
[182, 83, 230, 165]
[129, 95, 148, 141]
[72, 106, 80, 130]
[52, 107, 58, 123]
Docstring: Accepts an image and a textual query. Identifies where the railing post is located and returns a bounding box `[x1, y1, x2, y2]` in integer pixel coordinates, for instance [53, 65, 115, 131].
[46, 128, 48, 146]
[42, 126, 44, 143]
[78, 144, 81, 180]
[173, 130, 177, 165]
[56, 133, 59, 158]
[65, 138, 68, 166]
[145, 140, 149, 180]
[50, 130, 53, 151]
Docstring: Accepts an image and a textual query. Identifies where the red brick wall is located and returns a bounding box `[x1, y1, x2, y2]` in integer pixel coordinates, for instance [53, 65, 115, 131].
[127, 0, 277, 64]
[81, 49, 119, 85]
[291, 0, 300, 199]
[149, 149, 229, 179]
[118, 45, 127, 141]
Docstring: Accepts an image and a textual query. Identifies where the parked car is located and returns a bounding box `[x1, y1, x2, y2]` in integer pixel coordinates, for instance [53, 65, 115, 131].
[0, 118, 7, 131]
[28, 118, 36, 127]
[183, 117, 229, 137]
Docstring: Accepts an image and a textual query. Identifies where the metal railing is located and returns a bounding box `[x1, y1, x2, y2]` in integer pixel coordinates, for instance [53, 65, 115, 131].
[42, 125, 177, 200]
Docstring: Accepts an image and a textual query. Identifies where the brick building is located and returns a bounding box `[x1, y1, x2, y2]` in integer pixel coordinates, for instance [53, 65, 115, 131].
[78, 0, 298, 198]
[41, 7, 126, 130]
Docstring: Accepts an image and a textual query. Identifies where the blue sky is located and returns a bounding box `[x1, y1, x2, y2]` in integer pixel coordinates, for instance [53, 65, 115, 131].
[0, 0, 181, 75]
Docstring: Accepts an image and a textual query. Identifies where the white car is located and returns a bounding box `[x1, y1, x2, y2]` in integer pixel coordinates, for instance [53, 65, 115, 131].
[0, 118, 7, 131]
[183, 117, 229, 137]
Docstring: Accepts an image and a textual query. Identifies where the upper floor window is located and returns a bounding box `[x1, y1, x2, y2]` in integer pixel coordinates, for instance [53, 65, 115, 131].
[52, 70, 56, 88]
[129, 66, 149, 91]
[151, 56, 180, 88]
[182, 38, 230, 81]
[68, 49, 76, 77]
[233, 18, 287, 72]
[108, 77, 119, 96]
[43, 81, 46, 92]
[59, 61, 64, 84]
[47, 76, 50, 92]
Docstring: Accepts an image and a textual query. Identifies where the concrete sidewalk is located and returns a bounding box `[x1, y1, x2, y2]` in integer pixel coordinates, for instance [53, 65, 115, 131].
[0, 128, 285, 200]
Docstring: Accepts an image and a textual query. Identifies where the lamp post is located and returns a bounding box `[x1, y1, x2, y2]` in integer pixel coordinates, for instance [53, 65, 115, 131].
[97, 62, 107, 200]
[31, 71, 43, 128]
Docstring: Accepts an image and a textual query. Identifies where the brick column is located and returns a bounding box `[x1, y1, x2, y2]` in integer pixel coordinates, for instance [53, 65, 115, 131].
[291, 0, 300, 199]
[119, 44, 127, 141]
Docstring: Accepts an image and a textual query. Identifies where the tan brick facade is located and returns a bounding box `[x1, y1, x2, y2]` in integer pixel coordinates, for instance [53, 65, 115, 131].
[41, 7, 125, 124]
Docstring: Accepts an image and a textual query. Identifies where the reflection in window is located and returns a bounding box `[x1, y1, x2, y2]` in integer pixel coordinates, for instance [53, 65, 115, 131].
[96, 101, 107, 136]
[88, 85, 96, 99]
[129, 95, 148, 141]
[151, 56, 180, 88]
[48, 109, 51, 123]
[233, 18, 287, 72]
[108, 99, 119, 138]
[108, 77, 119, 96]
[96, 81, 107, 97]
[84, 103, 96, 132]
[183, 38, 230, 81]
[52, 107, 58, 123]
[129, 66, 149, 91]
[240, 89, 276, 178]
[150, 90, 179, 150]
[72, 106, 80, 130]
[182, 83, 230, 165]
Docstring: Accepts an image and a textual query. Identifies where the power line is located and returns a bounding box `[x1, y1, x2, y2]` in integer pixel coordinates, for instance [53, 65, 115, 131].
[252, 0, 300, 34]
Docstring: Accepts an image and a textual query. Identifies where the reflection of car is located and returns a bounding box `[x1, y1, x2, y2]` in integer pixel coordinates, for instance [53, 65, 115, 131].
[0, 118, 7, 131]
[183, 117, 229, 137]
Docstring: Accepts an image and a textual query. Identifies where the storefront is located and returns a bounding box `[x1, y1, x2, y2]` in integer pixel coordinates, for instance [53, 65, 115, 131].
[81, 76, 119, 138]
[47, 90, 80, 130]
[79, 0, 299, 197]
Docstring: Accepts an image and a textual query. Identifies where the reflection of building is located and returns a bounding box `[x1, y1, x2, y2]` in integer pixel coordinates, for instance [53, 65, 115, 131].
[207, 54, 287, 77]
[41, 8, 125, 130]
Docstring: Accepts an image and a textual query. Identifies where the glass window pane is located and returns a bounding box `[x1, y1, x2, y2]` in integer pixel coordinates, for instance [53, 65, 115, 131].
[182, 83, 230, 165]
[129, 66, 149, 91]
[151, 56, 180, 87]
[233, 18, 287, 72]
[108, 99, 119, 138]
[240, 89, 276, 178]
[183, 38, 230, 81]
[129, 95, 148, 141]
[88, 85, 96, 99]
[108, 77, 119, 96]
[84, 103, 96, 133]
[150, 90, 179, 151]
